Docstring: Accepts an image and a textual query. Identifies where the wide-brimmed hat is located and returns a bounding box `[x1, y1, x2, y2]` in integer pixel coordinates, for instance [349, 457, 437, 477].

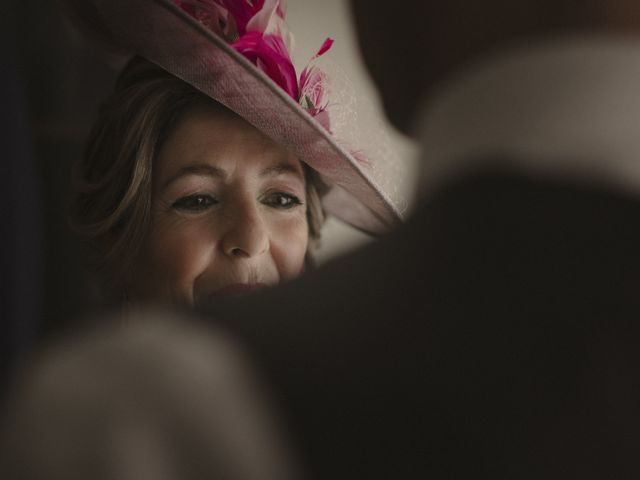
[68, 0, 405, 234]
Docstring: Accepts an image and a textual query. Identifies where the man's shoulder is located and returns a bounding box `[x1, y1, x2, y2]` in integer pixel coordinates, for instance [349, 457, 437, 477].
[402, 166, 640, 308]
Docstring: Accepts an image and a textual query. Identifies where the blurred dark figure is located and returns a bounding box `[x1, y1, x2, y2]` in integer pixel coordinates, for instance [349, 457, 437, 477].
[3, 0, 118, 352]
[1, 3, 41, 392]
[197, 0, 640, 478]
[2, 0, 121, 395]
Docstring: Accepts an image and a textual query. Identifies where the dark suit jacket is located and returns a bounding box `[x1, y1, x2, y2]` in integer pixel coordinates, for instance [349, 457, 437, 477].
[204, 168, 640, 479]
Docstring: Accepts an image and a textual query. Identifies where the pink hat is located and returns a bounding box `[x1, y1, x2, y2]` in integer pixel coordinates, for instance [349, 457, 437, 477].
[73, 0, 405, 234]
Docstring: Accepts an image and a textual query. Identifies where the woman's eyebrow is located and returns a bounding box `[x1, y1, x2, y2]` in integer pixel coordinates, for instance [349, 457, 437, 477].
[163, 164, 227, 188]
[260, 162, 303, 179]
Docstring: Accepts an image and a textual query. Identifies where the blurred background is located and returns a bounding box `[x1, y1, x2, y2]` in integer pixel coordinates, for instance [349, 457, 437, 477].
[2, 0, 417, 362]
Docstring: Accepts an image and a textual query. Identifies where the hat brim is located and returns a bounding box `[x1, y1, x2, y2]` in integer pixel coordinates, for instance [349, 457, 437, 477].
[90, 0, 403, 234]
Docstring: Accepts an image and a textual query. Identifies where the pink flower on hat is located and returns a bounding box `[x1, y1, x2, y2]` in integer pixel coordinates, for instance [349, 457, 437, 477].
[174, 0, 333, 129]
[299, 38, 334, 132]
[232, 31, 300, 99]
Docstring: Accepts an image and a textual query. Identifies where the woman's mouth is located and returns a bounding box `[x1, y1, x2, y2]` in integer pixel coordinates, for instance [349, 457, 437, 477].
[209, 283, 268, 297]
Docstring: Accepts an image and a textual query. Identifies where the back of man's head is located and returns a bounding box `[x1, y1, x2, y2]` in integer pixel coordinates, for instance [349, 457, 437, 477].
[350, 0, 640, 133]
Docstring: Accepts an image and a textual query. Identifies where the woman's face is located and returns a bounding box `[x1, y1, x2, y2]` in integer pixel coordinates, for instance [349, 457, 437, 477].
[129, 103, 309, 305]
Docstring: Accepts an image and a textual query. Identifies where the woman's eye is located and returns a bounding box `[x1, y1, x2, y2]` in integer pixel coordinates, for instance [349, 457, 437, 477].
[171, 194, 218, 212]
[263, 192, 303, 209]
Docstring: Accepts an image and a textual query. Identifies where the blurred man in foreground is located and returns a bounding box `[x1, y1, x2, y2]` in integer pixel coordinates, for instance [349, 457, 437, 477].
[203, 1, 640, 477]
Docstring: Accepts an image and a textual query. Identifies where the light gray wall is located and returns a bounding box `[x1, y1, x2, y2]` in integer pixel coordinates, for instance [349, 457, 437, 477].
[286, 0, 419, 262]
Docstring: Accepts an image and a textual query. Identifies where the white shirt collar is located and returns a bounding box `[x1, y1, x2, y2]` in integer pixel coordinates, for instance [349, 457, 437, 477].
[415, 35, 640, 197]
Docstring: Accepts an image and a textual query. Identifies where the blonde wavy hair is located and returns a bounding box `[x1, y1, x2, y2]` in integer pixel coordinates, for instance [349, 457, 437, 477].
[71, 57, 327, 294]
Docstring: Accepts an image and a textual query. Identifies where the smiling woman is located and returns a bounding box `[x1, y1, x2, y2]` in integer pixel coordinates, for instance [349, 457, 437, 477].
[132, 97, 313, 303]
[68, 0, 403, 306]
[71, 58, 326, 304]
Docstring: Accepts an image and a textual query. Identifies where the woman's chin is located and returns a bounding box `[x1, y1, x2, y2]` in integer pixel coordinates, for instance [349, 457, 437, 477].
[193, 282, 271, 306]
[209, 283, 269, 297]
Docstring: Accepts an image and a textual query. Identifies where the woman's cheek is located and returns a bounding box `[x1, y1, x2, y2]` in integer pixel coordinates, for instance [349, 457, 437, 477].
[269, 213, 309, 280]
[145, 217, 217, 301]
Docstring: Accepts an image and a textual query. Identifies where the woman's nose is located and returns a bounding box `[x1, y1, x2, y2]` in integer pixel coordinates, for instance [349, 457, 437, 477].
[221, 202, 270, 259]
